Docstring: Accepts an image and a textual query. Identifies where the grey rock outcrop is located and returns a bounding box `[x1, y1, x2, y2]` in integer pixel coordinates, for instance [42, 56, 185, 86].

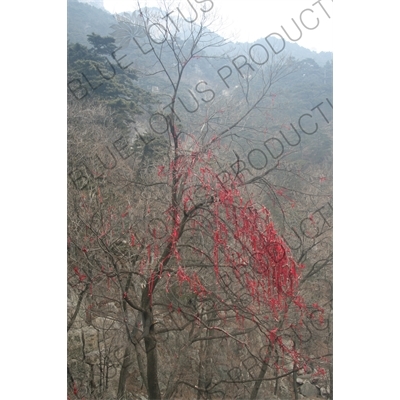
[299, 380, 320, 397]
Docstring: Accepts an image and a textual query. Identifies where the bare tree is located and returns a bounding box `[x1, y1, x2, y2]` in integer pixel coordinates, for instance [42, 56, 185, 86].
[68, 2, 332, 399]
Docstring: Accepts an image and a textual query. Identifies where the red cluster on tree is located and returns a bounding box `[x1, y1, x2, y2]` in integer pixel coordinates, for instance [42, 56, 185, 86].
[129, 142, 310, 332]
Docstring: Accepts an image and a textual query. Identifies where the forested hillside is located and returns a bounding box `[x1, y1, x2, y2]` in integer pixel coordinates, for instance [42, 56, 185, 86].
[67, 1, 332, 399]
[68, 0, 115, 44]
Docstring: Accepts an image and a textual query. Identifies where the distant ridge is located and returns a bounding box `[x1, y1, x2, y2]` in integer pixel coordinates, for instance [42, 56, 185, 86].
[77, 0, 105, 10]
[68, 0, 332, 66]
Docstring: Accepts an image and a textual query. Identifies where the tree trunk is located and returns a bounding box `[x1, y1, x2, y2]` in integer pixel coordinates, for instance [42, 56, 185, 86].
[135, 340, 148, 392]
[250, 343, 274, 400]
[197, 339, 205, 400]
[196, 311, 216, 399]
[117, 345, 132, 399]
[143, 309, 161, 399]
[141, 282, 161, 400]
[292, 367, 298, 400]
[249, 360, 269, 400]
[273, 361, 279, 396]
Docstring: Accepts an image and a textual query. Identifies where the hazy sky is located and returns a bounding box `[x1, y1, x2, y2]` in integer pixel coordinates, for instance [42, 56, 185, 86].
[103, 0, 333, 53]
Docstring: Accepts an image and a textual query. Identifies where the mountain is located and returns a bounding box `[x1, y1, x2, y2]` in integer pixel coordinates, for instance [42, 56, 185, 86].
[67, 0, 114, 45]
[67, 0, 332, 156]
[246, 36, 332, 67]
[76, 0, 105, 9]
[67, 0, 332, 66]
